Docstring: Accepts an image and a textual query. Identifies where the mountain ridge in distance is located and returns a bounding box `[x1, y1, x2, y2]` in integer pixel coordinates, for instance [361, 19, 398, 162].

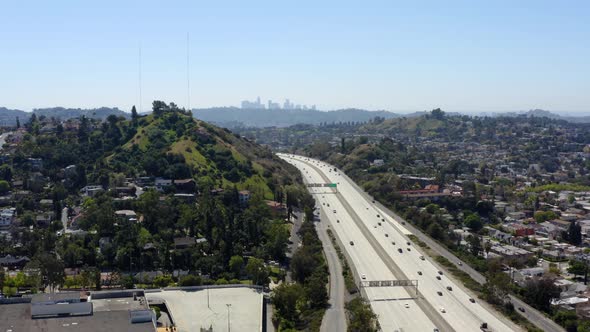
[1, 106, 589, 127]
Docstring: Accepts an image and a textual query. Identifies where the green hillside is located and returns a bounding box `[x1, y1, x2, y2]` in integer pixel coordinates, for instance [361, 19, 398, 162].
[106, 103, 299, 199]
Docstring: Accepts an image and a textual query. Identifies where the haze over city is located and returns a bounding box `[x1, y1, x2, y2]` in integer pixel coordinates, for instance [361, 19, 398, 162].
[1, 1, 589, 114]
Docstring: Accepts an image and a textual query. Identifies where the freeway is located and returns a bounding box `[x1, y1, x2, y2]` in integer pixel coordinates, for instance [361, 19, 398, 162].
[335, 159, 565, 332]
[280, 154, 520, 332]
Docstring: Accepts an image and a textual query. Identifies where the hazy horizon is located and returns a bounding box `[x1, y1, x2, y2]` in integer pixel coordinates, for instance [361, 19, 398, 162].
[1, 1, 589, 113]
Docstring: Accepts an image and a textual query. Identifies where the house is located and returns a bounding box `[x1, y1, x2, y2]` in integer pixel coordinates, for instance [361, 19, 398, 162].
[80, 185, 104, 197]
[35, 213, 52, 227]
[239, 190, 251, 205]
[154, 178, 172, 191]
[27, 158, 43, 170]
[371, 159, 385, 167]
[0, 254, 30, 269]
[173, 237, 196, 249]
[0, 208, 16, 227]
[173, 193, 195, 203]
[115, 210, 138, 223]
[489, 244, 533, 263]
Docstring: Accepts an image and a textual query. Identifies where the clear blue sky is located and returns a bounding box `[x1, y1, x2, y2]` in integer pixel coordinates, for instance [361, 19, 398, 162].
[1, 1, 589, 114]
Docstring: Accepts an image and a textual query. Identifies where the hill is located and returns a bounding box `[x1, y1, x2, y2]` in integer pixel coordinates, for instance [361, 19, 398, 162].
[193, 107, 404, 128]
[0, 107, 129, 127]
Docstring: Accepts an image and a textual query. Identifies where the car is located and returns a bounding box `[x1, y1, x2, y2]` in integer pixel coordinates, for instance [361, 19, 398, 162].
[322, 202, 325, 205]
[518, 307, 525, 312]
[407, 248, 411, 251]
[446, 286, 453, 291]
[378, 222, 382, 226]
[350, 241, 354, 246]
[439, 307, 446, 313]
[404, 303, 410, 308]
[433, 329, 440, 332]
[333, 210, 337, 213]
[361, 274, 366, 280]
[327, 203, 330, 207]
[372, 200, 375, 203]
[406, 241, 411, 246]
[401, 221, 406, 225]
[391, 241, 395, 245]
[436, 276, 441, 280]
[385, 234, 389, 237]
[376, 214, 380, 218]
[398, 248, 403, 253]
[336, 220, 340, 223]
[373, 225, 377, 228]
[419, 256, 425, 260]
[381, 218, 385, 222]
[437, 291, 443, 296]
[469, 298, 475, 303]
[417, 271, 423, 275]
[438, 271, 443, 275]
[458, 261, 463, 266]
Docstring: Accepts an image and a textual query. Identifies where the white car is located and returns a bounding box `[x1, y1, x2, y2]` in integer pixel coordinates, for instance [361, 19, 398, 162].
[361, 274, 366, 280]
[440, 307, 446, 313]
[404, 303, 410, 308]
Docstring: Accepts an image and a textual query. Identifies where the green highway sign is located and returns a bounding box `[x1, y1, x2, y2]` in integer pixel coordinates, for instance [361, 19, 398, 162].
[326, 183, 337, 188]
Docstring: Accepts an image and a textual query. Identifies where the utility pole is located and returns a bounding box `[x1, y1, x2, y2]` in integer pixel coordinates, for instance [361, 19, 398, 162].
[226, 304, 231, 332]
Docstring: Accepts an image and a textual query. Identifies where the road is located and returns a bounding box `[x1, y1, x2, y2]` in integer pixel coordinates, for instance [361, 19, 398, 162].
[316, 211, 347, 332]
[337, 162, 565, 332]
[280, 154, 520, 332]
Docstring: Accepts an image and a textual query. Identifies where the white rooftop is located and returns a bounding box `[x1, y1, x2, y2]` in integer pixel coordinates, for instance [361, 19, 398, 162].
[145, 287, 263, 332]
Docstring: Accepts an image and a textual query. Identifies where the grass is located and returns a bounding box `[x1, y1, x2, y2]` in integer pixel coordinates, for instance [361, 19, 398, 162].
[169, 138, 209, 168]
[326, 228, 358, 294]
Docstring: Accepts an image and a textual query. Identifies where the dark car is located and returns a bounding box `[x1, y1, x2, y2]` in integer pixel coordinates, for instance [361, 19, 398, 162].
[336, 220, 340, 223]
[398, 248, 403, 253]
[378, 222, 382, 226]
[446, 286, 453, 291]
[436, 276, 441, 280]
[469, 298, 475, 303]
[438, 271, 443, 275]
[437, 291, 443, 296]
[385, 234, 389, 237]
[376, 214, 380, 218]
[391, 241, 395, 245]
[407, 248, 411, 251]
[417, 271, 423, 275]
[406, 242, 411, 246]
[350, 241, 354, 246]
[518, 307, 525, 312]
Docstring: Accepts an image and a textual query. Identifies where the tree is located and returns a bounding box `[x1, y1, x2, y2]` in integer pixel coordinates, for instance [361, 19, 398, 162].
[346, 297, 378, 332]
[524, 278, 561, 313]
[246, 257, 268, 286]
[465, 214, 483, 232]
[290, 247, 318, 283]
[0, 180, 9, 195]
[179, 275, 202, 286]
[567, 260, 587, 278]
[271, 283, 303, 322]
[16, 116, 20, 129]
[305, 270, 328, 309]
[229, 255, 244, 278]
[566, 222, 582, 246]
[426, 222, 444, 240]
[131, 105, 138, 125]
[32, 253, 65, 291]
[466, 235, 483, 257]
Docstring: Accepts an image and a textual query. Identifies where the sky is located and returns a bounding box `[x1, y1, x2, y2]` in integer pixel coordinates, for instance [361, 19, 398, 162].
[1, 1, 589, 114]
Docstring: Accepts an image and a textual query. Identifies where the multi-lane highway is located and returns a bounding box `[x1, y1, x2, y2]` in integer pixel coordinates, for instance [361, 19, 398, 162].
[279, 153, 519, 332]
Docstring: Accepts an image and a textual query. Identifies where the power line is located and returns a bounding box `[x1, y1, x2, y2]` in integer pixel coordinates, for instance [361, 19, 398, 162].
[187, 32, 191, 111]
[139, 42, 143, 113]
